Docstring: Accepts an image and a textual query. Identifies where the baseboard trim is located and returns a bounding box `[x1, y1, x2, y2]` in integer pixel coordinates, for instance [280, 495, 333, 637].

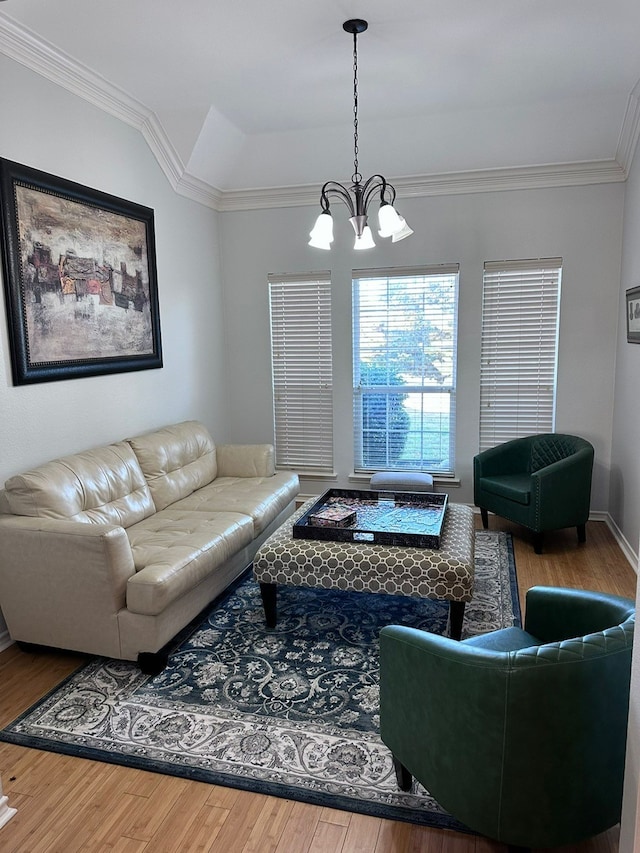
[603, 513, 639, 573]
[0, 777, 16, 830]
[0, 631, 14, 653]
[0, 795, 16, 830]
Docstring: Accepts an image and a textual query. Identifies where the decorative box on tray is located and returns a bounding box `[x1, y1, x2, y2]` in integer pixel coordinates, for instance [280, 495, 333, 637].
[294, 488, 448, 549]
[308, 507, 357, 528]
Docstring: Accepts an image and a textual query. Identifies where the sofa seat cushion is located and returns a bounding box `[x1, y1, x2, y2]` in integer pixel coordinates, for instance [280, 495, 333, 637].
[128, 421, 217, 512]
[125, 509, 254, 615]
[478, 474, 531, 505]
[4, 442, 155, 526]
[173, 472, 299, 535]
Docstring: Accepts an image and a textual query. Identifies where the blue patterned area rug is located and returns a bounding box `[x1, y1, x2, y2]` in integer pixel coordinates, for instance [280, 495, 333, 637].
[0, 530, 519, 830]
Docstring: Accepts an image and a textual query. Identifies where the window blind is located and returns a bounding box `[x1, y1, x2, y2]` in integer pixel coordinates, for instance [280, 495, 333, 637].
[479, 259, 561, 451]
[268, 272, 333, 472]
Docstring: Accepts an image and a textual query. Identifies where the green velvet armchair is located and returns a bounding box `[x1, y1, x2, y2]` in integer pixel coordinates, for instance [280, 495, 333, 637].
[379, 586, 635, 851]
[473, 433, 594, 553]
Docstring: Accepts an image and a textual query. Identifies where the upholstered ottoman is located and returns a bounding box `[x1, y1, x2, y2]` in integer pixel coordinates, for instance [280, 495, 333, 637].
[253, 500, 475, 640]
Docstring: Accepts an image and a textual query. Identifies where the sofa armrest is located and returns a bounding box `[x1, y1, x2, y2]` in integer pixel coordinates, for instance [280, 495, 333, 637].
[216, 444, 276, 478]
[0, 516, 136, 651]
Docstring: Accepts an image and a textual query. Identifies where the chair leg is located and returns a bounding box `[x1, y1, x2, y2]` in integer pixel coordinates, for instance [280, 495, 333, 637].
[138, 651, 169, 675]
[577, 523, 586, 544]
[480, 507, 489, 529]
[449, 601, 465, 641]
[392, 756, 413, 792]
[533, 532, 544, 554]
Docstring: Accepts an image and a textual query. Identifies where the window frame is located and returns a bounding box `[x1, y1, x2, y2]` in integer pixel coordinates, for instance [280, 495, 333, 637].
[352, 264, 459, 476]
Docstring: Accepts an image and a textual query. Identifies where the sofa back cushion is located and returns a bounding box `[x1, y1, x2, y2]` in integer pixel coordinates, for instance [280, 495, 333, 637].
[127, 421, 217, 512]
[4, 442, 155, 526]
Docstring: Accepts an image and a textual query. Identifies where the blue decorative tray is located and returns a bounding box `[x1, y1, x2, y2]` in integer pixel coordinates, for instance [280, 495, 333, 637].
[292, 488, 448, 549]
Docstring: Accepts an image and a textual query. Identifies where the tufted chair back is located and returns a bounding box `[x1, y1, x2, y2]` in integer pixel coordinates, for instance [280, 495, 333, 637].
[529, 433, 587, 472]
[379, 586, 635, 850]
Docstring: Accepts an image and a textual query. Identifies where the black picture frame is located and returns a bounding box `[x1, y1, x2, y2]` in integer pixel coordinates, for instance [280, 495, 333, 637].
[0, 158, 162, 384]
[626, 286, 640, 344]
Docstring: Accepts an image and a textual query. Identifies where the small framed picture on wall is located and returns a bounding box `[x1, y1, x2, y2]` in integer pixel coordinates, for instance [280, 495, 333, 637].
[626, 286, 640, 343]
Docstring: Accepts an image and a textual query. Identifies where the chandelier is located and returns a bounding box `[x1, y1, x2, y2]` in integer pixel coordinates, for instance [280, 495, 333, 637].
[308, 19, 413, 251]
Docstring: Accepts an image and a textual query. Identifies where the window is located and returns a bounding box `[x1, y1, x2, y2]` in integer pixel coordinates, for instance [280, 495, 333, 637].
[352, 265, 459, 475]
[479, 258, 562, 451]
[268, 272, 333, 472]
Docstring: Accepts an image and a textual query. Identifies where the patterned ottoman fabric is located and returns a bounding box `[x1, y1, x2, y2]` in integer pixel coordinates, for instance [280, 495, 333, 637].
[253, 500, 475, 604]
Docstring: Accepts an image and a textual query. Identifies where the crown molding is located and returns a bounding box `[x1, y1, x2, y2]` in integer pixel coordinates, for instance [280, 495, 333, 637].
[0, 13, 150, 132]
[0, 12, 632, 215]
[215, 159, 626, 212]
[175, 170, 225, 210]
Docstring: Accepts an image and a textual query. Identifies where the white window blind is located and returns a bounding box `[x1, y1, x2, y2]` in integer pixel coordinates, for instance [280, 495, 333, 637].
[352, 265, 459, 475]
[479, 259, 562, 451]
[268, 272, 333, 472]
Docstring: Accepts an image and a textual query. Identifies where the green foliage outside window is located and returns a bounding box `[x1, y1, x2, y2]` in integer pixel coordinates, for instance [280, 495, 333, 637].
[360, 361, 410, 468]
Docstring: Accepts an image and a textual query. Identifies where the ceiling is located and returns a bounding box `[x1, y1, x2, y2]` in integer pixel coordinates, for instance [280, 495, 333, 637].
[1, 0, 640, 207]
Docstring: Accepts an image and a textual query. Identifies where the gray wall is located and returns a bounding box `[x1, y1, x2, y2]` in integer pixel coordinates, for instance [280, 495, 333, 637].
[0, 58, 229, 636]
[613, 126, 640, 853]
[0, 47, 638, 853]
[219, 185, 624, 511]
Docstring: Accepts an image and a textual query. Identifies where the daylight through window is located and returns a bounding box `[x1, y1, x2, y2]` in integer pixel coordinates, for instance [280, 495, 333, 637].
[352, 265, 459, 475]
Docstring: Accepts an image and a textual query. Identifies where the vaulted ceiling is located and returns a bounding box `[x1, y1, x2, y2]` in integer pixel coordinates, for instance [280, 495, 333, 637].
[1, 0, 640, 210]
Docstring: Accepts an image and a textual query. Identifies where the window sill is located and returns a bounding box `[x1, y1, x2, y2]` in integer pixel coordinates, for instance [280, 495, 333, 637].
[348, 472, 461, 488]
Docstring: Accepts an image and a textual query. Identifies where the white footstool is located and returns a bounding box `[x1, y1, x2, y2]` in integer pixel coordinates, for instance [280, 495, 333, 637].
[370, 471, 434, 492]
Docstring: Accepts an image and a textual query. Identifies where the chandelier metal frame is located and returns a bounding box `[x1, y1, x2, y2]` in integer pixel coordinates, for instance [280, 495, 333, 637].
[308, 19, 413, 250]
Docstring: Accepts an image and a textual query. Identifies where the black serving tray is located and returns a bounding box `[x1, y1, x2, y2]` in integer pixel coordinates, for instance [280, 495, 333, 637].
[293, 488, 448, 549]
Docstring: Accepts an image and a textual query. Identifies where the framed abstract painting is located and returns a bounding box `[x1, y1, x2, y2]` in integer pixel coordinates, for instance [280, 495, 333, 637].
[0, 158, 162, 384]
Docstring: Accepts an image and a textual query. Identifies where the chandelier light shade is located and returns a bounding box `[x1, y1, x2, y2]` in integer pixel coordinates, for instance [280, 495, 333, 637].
[308, 19, 413, 251]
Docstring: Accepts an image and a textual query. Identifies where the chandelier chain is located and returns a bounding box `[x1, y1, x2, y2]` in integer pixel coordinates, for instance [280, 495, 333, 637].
[352, 30, 361, 185]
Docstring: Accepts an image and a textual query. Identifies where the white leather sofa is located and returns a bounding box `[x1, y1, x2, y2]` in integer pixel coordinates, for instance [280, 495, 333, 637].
[0, 420, 299, 669]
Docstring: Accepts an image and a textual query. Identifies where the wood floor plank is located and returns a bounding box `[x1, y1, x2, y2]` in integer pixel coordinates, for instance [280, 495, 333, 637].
[273, 800, 320, 853]
[0, 518, 635, 852]
[111, 774, 194, 843]
[170, 803, 230, 853]
[241, 796, 295, 852]
[373, 818, 414, 853]
[342, 812, 382, 851]
[317, 805, 352, 826]
[307, 819, 348, 853]
[108, 837, 150, 853]
[207, 788, 269, 852]
[82, 791, 150, 851]
[133, 781, 215, 853]
[107, 837, 150, 853]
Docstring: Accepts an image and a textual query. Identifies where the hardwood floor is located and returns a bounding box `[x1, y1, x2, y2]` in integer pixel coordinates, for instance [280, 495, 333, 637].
[0, 517, 636, 852]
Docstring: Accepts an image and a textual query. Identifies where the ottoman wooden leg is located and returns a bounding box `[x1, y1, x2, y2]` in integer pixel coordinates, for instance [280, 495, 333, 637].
[449, 601, 465, 640]
[259, 582, 277, 628]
